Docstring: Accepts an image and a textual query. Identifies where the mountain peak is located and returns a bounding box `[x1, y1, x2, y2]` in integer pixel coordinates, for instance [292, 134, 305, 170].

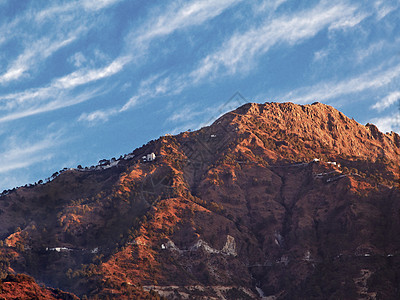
[213, 101, 399, 164]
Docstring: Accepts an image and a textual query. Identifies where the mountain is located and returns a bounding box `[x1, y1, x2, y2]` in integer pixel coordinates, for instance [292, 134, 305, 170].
[1, 102, 399, 299]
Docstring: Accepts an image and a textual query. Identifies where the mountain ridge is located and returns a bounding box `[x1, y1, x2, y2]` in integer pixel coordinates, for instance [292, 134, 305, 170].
[1, 101, 399, 299]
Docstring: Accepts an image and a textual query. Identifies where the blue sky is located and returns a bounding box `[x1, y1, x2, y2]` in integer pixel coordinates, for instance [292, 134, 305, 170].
[0, 0, 399, 190]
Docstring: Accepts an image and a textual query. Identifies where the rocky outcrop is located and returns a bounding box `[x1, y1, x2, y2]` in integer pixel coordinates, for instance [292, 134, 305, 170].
[0, 274, 79, 300]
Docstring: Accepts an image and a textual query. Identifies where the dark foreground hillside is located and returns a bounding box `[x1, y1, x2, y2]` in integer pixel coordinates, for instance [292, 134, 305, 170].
[1, 102, 399, 299]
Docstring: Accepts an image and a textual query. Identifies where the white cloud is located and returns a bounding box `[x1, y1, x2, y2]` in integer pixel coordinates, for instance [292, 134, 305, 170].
[142, 0, 241, 40]
[79, 69, 190, 123]
[0, 88, 101, 123]
[82, 0, 122, 11]
[0, 0, 227, 122]
[0, 28, 85, 84]
[283, 62, 400, 104]
[189, 1, 364, 82]
[60, 0, 244, 124]
[355, 40, 385, 63]
[313, 49, 329, 62]
[78, 108, 118, 124]
[0, 133, 60, 174]
[0, 0, 124, 85]
[83, 1, 366, 123]
[0, 0, 135, 123]
[266, 0, 288, 11]
[55, 56, 130, 89]
[69, 52, 87, 68]
[117, 70, 185, 113]
[120, 95, 140, 112]
[372, 91, 400, 111]
[120, 71, 189, 112]
[34, 0, 122, 22]
[127, 0, 242, 52]
[250, 0, 287, 14]
[68, 50, 110, 69]
[328, 11, 368, 30]
[132, 1, 366, 98]
[0, 57, 125, 122]
[374, 0, 399, 20]
[33, 2, 76, 22]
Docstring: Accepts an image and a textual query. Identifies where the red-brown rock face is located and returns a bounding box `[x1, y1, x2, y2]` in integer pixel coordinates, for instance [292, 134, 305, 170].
[1, 102, 399, 299]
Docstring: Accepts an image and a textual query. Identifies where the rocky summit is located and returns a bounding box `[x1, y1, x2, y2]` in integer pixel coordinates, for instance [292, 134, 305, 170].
[0, 102, 399, 299]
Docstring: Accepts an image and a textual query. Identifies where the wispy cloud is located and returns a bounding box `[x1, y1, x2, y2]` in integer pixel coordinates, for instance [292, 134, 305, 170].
[190, 1, 364, 82]
[0, 0, 124, 85]
[121, 72, 188, 112]
[79, 0, 243, 123]
[78, 107, 119, 124]
[374, 0, 399, 20]
[82, 0, 122, 11]
[81, 1, 368, 124]
[328, 11, 368, 31]
[34, 0, 122, 22]
[372, 91, 400, 111]
[78, 71, 178, 124]
[129, 0, 242, 51]
[69, 52, 87, 68]
[313, 49, 329, 62]
[130, 1, 366, 105]
[355, 40, 386, 63]
[0, 88, 101, 123]
[1, 0, 242, 125]
[54, 56, 130, 89]
[283, 62, 400, 104]
[260, 0, 288, 11]
[0, 27, 86, 84]
[0, 57, 126, 122]
[0, 133, 61, 174]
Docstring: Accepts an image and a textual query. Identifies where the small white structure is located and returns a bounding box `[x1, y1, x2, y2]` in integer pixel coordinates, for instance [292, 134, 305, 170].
[46, 247, 72, 252]
[211, 134, 217, 138]
[304, 250, 311, 261]
[142, 153, 156, 162]
[313, 158, 320, 162]
[147, 153, 156, 161]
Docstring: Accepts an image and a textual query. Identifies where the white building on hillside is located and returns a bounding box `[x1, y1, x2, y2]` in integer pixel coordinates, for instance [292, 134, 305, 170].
[143, 153, 156, 162]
